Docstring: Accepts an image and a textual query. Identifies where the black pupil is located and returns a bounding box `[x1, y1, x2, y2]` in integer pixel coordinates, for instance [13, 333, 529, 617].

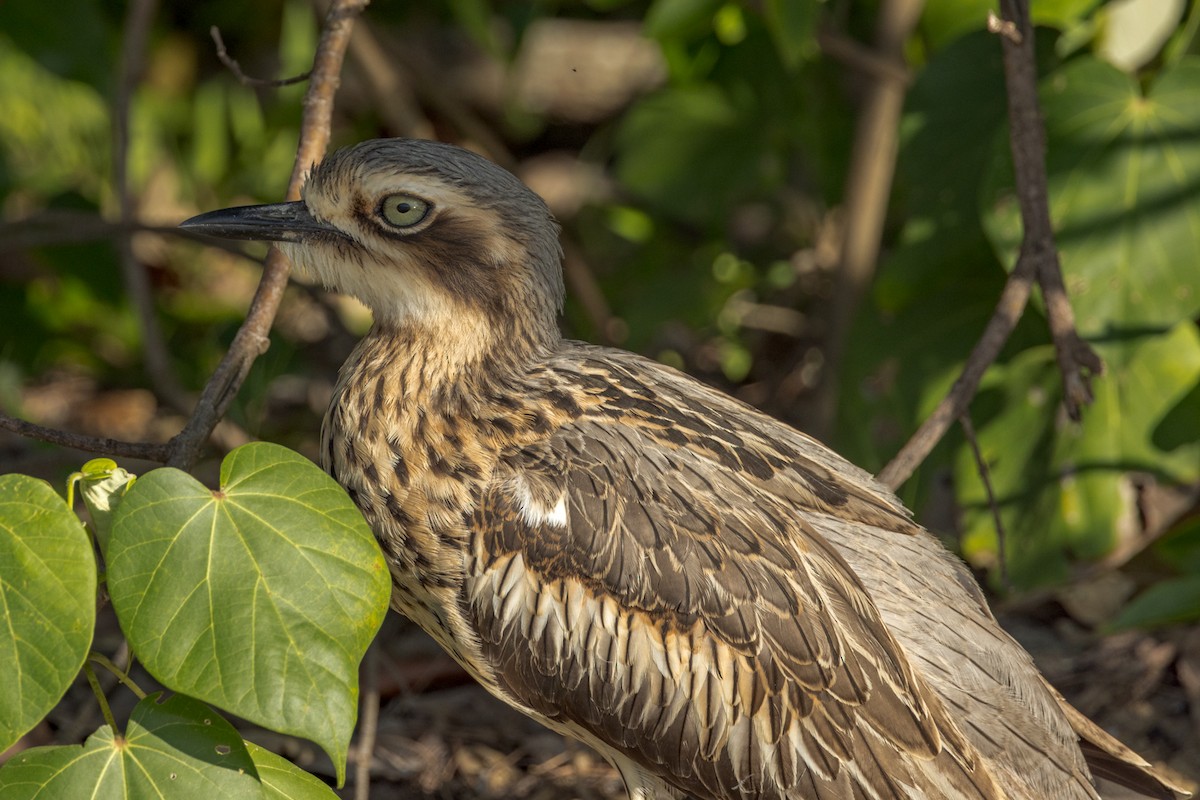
[396, 201, 412, 214]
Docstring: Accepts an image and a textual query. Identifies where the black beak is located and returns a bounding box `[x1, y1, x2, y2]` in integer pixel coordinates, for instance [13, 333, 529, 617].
[179, 201, 335, 243]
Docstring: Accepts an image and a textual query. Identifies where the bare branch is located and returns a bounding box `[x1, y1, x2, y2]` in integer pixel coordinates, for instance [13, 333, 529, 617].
[810, 0, 925, 439]
[0, 211, 265, 265]
[384, 28, 517, 171]
[210, 26, 312, 87]
[995, 0, 1102, 421]
[0, 412, 171, 463]
[346, 21, 433, 139]
[877, 259, 1035, 488]
[166, 0, 370, 470]
[878, 0, 1101, 487]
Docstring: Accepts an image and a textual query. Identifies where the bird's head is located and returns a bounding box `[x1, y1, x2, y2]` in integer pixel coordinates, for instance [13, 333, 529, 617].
[182, 138, 565, 358]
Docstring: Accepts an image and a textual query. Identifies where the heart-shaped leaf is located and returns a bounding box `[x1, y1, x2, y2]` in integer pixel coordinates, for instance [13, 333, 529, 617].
[0, 693, 260, 799]
[0, 475, 95, 753]
[106, 443, 389, 785]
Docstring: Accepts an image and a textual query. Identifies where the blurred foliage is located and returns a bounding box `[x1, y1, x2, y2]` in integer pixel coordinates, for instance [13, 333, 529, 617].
[0, 0, 1196, 611]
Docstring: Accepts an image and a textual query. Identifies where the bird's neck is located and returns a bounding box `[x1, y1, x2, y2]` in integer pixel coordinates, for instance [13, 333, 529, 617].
[330, 316, 556, 445]
[418, 309, 553, 374]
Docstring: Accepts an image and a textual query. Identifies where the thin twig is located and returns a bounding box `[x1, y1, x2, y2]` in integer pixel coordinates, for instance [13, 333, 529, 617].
[210, 26, 312, 87]
[60, 641, 132, 743]
[114, 0, 191, 415]
[1039, 262, 1104, 418]
[878, 0, 1100, 488]
[354, 641, 380, 800]
[810, 0, 925, 439]
[960, 413, 1009, 589]
[877, 261, 1035, 488]
[167, 0, 371, 470]
[0, 411, 171, 462]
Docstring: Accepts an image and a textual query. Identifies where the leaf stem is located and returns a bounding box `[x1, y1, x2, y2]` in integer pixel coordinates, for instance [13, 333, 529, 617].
[83, 661, 121, 735]
[89, 652, 147, 700]
[65, 472, 83, 510]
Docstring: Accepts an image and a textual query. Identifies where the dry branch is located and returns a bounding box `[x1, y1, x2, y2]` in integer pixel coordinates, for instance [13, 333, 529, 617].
[810, 0, 924, 439]
[990, 2, 1103, 419]
[0, 412, 171, 463]
[877, 0, 1101, 489]
[165, 0, 371, 470]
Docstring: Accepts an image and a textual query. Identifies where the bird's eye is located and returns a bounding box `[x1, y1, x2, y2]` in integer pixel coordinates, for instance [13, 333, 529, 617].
[379, 194, 431, 228]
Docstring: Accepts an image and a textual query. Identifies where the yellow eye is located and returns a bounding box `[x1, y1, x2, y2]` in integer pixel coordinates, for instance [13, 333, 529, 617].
[379, 194, 430, 228]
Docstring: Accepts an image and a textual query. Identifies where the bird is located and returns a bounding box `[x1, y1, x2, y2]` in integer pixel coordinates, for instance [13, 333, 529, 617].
[181, 138, 1185, 800]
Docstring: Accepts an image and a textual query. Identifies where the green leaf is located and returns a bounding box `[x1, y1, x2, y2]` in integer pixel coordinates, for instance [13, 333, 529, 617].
[763, 0, 817, 68]
[1033, 0, 1102, 29]
[614, 84, 770, 225]
[0, 475, 95, 753]
[106, 443, 390, 786]
[984, 57, 1200, 337]
[247, 743, 338, 800]
[835, 228, 1011, 478]
[919, 0, 996, 50]
[900, 29, 1007, 224]
[645, 0, 723, 40]
[446, 0, 504, 56]
[1110, 574, 1200, 631]
[1154, 515, 1200, 574]
[0, 693, 261, 799]
[957, 323, 1200, 586]
[956, 347, 1072, 584]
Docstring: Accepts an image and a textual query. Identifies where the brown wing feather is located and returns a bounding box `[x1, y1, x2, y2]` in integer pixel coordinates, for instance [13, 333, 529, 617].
[460, 358, 1004, 800]
[1048, 682, 1188, 799]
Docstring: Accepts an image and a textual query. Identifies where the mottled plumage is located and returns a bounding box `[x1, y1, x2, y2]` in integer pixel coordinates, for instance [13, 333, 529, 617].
[182, 138, 1184, 800]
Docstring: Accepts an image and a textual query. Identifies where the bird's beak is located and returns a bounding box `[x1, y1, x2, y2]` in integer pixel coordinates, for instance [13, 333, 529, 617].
[179, 201, 333, 243]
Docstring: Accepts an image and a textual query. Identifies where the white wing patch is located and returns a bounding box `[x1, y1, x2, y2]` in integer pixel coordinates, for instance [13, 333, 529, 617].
[509, 476, 568, 528]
